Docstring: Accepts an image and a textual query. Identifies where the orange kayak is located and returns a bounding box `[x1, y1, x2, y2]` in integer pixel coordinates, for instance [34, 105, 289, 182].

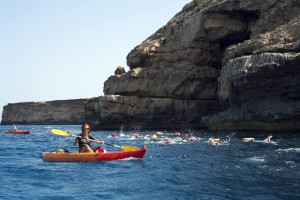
[42, 146, 146, 162]
[4, 130, 30, 134]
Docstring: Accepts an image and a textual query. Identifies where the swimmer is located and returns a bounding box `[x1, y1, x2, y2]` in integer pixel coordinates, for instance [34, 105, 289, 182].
[243, 137, 255, 142]
[111, 133, 117, 138]
[132, 133, 139, 137]
[264, 135, 273, 143]
[209, 138, 221, 145]
[150, 134, 158, 139]
[174, 132, 181, 136]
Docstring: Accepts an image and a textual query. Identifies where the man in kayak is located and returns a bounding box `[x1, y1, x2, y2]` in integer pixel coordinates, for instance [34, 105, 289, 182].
[13, 124, 19, 132]
[73, 122, 104, 154]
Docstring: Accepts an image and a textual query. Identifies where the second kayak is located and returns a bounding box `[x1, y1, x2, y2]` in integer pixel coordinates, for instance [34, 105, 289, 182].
[4, 130, 30, 134]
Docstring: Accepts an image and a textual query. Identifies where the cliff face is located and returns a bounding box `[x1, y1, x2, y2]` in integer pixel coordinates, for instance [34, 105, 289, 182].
[205, 0, 300, 131]
[3, 1, 298, 130]
[1, 99, 87, 125]
[86, 0, 300, 131]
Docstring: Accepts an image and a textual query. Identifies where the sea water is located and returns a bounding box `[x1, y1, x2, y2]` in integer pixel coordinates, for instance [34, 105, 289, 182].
[0, 125, 299, 200]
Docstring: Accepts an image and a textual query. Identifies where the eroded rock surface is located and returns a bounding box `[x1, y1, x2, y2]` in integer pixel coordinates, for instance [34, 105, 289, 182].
[2, 0, 299, 131]
[87, 0, 300, 131]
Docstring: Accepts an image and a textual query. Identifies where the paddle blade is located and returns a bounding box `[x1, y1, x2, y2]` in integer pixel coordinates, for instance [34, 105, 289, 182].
[51, 129, 72, 137]
[120, 146, 140, 152]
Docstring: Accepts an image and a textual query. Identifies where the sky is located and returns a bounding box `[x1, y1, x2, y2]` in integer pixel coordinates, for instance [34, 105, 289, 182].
[0, 0, 191, 121]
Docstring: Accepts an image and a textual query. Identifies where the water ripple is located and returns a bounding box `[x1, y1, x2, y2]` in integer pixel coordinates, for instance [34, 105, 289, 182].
[0, 125, 299, 199]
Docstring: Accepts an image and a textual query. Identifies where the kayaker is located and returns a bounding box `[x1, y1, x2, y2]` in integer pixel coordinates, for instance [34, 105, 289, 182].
[13, 124, 19, 132]
[73, 122, 104, 154]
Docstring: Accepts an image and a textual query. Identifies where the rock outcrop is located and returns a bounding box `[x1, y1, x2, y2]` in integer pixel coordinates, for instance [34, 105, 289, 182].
[2, 0, 299, 131]
[85, 96, 222, 130]
[86, 0, 300, 131]
[1, 99, 87, 125]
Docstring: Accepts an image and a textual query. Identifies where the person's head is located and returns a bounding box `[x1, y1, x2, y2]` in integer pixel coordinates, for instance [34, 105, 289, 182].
[82, 122, 91, 134]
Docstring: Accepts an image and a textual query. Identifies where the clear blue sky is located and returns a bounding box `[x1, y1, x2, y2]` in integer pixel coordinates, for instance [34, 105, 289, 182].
[0, 0, 191, 121]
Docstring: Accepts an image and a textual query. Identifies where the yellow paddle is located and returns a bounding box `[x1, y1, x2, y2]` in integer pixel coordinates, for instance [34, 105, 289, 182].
[51, 129, 73, 137]
[51, 129, 140, 151]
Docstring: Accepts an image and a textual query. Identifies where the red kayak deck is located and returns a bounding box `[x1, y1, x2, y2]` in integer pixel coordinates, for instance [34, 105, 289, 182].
[42, 146, 146, 162]
[4, 130, 30, 134]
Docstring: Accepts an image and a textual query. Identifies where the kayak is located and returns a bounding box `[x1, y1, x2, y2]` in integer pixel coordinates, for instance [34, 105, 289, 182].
[42, 146, 147, 162]
[4, 130, 30, 134]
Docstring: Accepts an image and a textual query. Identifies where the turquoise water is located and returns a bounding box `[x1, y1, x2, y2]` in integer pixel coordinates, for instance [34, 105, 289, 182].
[0, 125, 299, 200]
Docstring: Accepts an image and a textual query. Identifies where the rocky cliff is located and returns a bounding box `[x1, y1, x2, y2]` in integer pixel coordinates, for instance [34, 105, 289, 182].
[1, 99, 87, 125]
[2, 0, 299, 131]
[86, 0, 300, 131]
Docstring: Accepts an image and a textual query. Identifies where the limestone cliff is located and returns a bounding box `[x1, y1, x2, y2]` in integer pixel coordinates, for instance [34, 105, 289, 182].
[1, 99, 87, 125]
[86, 0, 300, 131]
[2, 0, 299, 131]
